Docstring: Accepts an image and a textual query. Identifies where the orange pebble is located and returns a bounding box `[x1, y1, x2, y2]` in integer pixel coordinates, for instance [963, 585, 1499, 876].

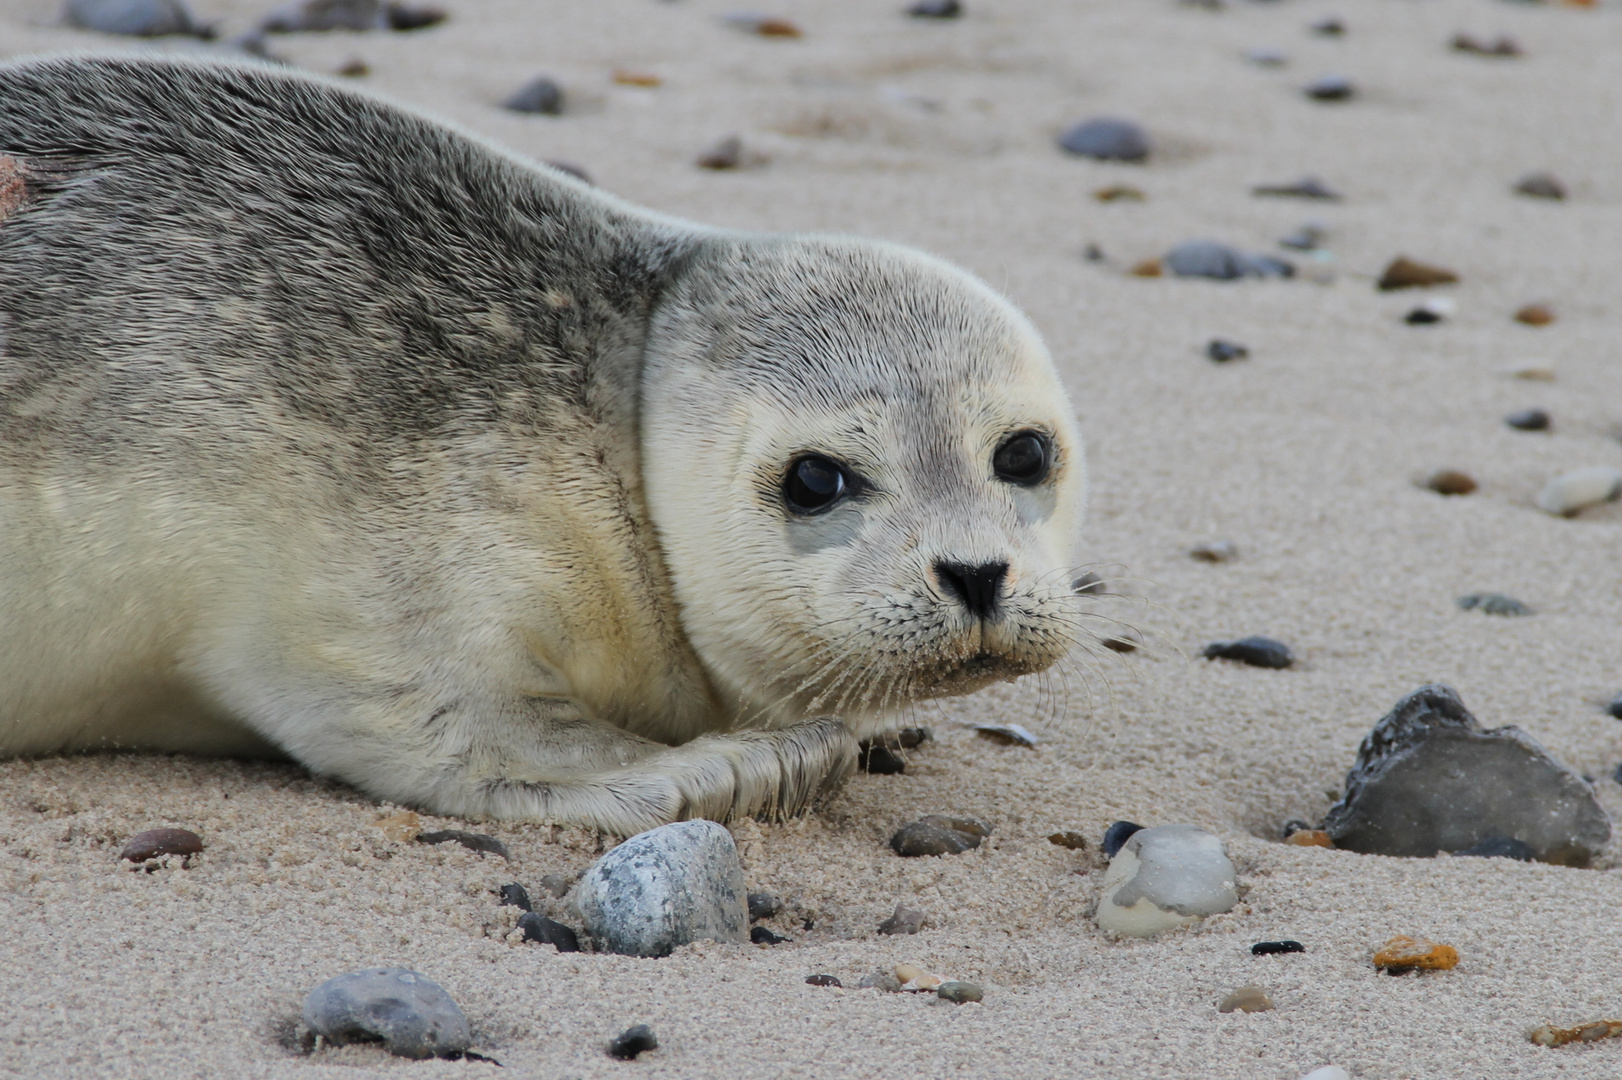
[1373, 935, 1459, 971]
[612, 70, 662, 87]
[1515, 303, 1555, 326]
[1129, 258, 1162, 278]
[1286, 829, 1334, 848]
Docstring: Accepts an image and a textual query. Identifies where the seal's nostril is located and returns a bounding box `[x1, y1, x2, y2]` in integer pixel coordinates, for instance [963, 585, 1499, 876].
[934, 560, 1009, 621]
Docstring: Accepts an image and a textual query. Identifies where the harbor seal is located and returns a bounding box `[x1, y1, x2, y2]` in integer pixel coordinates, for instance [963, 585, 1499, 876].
[0, 55, 1090, 834]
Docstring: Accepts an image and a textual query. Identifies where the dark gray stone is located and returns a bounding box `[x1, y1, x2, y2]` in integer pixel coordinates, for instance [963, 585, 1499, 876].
[1251, 940, 1305, 955]
[1513, 172, 1566, 201]
[260, 0, 383, 31]
[498, 882, 532, 911]
[750, 925, 790, 944]
[1608, 693, 1622, 720]
[806, 974, 842, 987]
[1456, 593, 1532, 617]
[1165, 241, 1294, 281]
[1101, 820, 1143, 858]
[302, 968, 470, 1059]
[1453, 836, 1535, 861]
[417, 829, 510, 858]
[64, 0, 204, 36]
[518, 912, 580, 952]
[747, 892, 782, 920]
[1206, 339, 1249, 362]
[1504, 408, 1551, 431]
[906, 0, 961, 17]
[877, 903, 926, 935]
[1323, 684, 1612, 865]
[576, 820, 749, 957]
[890, 814, 990, 857]
[1203, 636, 1294, 668]
[1304, 74, 1355, 101]
[1057, 118, 1150, 162]
[503, 77, 565, 115]
[858, 741, 906, 773]
[607, 1025, 658, 1060]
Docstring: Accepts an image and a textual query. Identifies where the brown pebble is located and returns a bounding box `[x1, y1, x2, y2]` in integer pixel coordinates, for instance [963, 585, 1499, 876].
[1129, 258, 1162, 278]
[1093, 185, 1145, 203]
[1515, 303, 1555, 326]
[1190, 540, 1238, 563]
[374, 809, 423, 842]
[696, 135, 744, 170]
[1424, 469, 1478, 496]
[1513, 172, 1566, 201]
[1217, 986, 1274, 1013]
[120, 827, 204, 862]
[805, 974, 842, 988]
[1378, 256, 1459, 291]
[1530, 1019, 1622, 1047]
[335, 55, 369, 78]
[724, 13, 802, 37]
[612, 69, 662, 87]
[1452, 33, 1522, 57]
[1048, 830, 1089, 850]
[1286, 829, 1334, 848]
[1373, 935, 1459, 971]
[1102, 626, 1142, 653]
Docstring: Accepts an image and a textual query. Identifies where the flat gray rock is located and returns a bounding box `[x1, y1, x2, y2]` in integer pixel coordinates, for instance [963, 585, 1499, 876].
[302, 968, 470, 1059]
[576, 820, 748, 957]
[1165, 241, 1294, 281]
[1323, 684, 1611, 865]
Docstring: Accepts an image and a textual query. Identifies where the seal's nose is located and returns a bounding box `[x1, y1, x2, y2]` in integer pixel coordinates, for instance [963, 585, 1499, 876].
[934, 560, 1008, 621]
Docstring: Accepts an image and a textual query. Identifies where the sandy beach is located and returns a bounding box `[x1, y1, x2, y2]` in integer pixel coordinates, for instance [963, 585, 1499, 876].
[3, 0, 1622, 1076]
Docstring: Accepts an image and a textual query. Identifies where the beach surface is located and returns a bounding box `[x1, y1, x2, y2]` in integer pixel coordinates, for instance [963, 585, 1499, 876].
[3, 0, 1622, 1076]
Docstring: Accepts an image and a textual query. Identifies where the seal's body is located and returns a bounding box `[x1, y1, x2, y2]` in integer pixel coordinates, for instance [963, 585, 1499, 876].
[0, 57, 1090, 833]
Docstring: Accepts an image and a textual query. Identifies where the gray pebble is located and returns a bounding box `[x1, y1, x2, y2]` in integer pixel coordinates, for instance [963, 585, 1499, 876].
[1203, 636, 1293, 669]
[64, 0, 204, 36]
[1513, 172, 1566, 201]
[1057, 118, 1150, 162]
[260, 0, 382, 31]
[1504, 408, 1550, 432]
[890, 814, 990, 857]
[503, 77, 565, 115]
[1251, 176, 1342, 200]
[1244, 47, 1288, 68]
[905, 0, 961, 17]
[858, 971, 904, 992]
[877, 902, 926, 935]
[576, 820, 749, 957]
[607, 1024, 658, 1060]
[1456, 592, 1532, 617]
[302, 968, 470, 1059]
[1165, 241, 1293, 281]
[1322, 684, 1612, 865]
[747, 892, 782, 920]
[417, 829, 510, 859]
[1206, 338, 1249, 362]
[1303, 74, 1355, 101]
[937, 981, 984, 1003]
[539, 872, 573, 898]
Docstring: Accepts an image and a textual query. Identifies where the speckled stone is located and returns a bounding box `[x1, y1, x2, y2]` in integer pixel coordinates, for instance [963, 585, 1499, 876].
[576, 821, 749, 957]
[302, 968, 470, 1059]
[805, 974, 842, 987]
[890, 815, 990, 857]
[747, 892, 782, 920]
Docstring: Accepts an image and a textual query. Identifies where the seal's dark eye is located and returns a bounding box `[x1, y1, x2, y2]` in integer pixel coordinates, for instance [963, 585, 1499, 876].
[993, 431, 1051, 486]
[784, 455, 849, 515]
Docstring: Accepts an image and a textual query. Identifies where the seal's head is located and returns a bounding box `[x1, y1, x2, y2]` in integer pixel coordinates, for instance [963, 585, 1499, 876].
[641, 237, 1088, 738]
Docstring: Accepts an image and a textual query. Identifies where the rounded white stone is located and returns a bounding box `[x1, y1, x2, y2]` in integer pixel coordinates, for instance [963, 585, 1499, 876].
[1095, 825, 1238, 938]
[1536, 466, 1622, 516]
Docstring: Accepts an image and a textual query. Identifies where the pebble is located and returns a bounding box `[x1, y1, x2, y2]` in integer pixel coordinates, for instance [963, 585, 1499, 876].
[373, 810, 422, 841]
[877, 903, 927, 935]
[607, 1025, 658, 1060]
[576, 820, 749, 957]
[546, 160, 592, 184]
[696, 135, 746, 170]
[1514, 172, 1566, 201]
[498, 883, 532, 911]
[905, 0, 961, 17]
[503, 77, 565, 115]
[1206, 338, 1249, 362]
[1298, 1069, 1352, 1080]
[417, 829, 510, 859]
[335, 55, 369, 77]
[1057, 118, 1151, 162]
[382, 3, 442, 30]
[1504, 408, 1550, 431]
[1278, 222, 1326, 251]
[1101, 820, 1143, 858]
[890, 814, 990, 857]
[1048, 830, 1089, 850]
[1244, 47, 1289, 68]
[858, 971, 903, 992]
[540, 872, 573, 898]
[65, 0, 205, 35]
[518, 912, 581, 952]
[1095, 825, 1239, 938]
[259, 0, 443, 32]
[1404, 297, 1454, 324]
[1165, 241, 1293, 280]
[937, 981, 984, 1004]
[1190, 540, 1238, 563]
[1515, 303, 1555, 326]
[1530, 1019, 1622, 1047]
[1310, 17, 1345, 36]
[1378, 256, 1458, 290]
[119, 827, 204, 862]
[1303, 74, 1355, 101]
[806, 974, 843, 987]
[721, 12, 802, 37]
[1424, 468, 1476, 496]
[303, 968, 470, 1059]
[1102, 626, 1143, 653]
[747, 892, 782, 920]
[1536, 466, 1622, 517]
[612, 69, 661, 87]
[1252, 176, 1342, 200]
[1607, 693, 1622, 720]
[971, 722, 1038, 747]
[1453, 835, 1535, 860]
[750, 926, 790, 945]
[1202, 636, 1294, 669]
[1218, 986, 1274, 1013]
[1322, 684, 1612, 865]
[1251, 940, 1306, 955]
[894, 963, 945, 991]
[1452, 33, 1521, 57]
[1456, 592, 1532, 616]
[1507, 363, 1556, 382]
[858, 740, 907, 774]
[1372, 935, 1458, 972]
[1094, 184, 1146, 202]
[1285, 829, 1333, 848]
[1129, 258, 1163, 277]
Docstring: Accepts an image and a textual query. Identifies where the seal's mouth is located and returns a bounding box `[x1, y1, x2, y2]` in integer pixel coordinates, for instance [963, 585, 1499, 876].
[911, 648, 1043, 699]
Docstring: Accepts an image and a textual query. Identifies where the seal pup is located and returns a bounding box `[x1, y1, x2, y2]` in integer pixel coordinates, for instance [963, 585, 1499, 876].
[0, 56, 1090, 834]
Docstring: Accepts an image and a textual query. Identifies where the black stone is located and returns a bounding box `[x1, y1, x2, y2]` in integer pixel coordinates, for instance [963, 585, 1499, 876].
[498, 882, 533, 911]
[1453, 836, 1536, 861]
[1608, 693, 1622, 720]
[890, 815, 990, 857]
[858, 742, 906, 774]
[1165, 241, 1293, 281]
[1057, 118, 1150, 162]
[1101, 820, 1144, 858]
[607, 1025, 658, 1061]
[1206, 338, 1249, 362]
[417, 829, 510, 859]
[1304, 74, 1354, 101]
[806, 974, 842, 987]
[1322, 684, 1612, 865]
[1251, 940, 1306, 955]
[1504, 408, 1551, 431]
[747, 892, 782, 920]
[503, 77, 565, 115]
[1203, 636, 1294, 669]
[1405, 307, 1442, 325]
[750, 926, 791, 945]
[905, 0, 961, 17]
[384, 2, 444, 30]
[517, 912, 581, 952]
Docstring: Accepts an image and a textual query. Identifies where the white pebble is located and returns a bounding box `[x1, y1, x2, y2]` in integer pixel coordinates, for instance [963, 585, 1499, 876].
[1298, 1068, 1351, 1080]
[1536, 466, 1622, 517]
[1095, 825, 1238, 938]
